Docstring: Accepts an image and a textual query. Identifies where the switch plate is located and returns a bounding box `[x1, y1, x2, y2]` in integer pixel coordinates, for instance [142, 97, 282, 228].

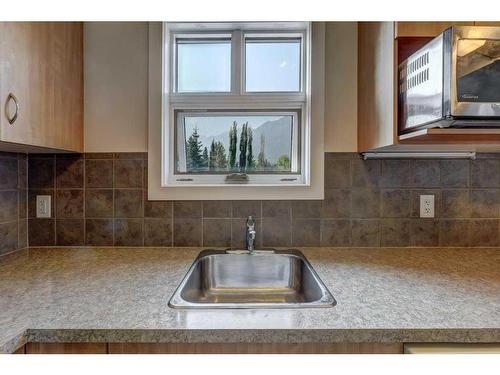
[419, 195, 435, 218]
[36, 195, 51, 218]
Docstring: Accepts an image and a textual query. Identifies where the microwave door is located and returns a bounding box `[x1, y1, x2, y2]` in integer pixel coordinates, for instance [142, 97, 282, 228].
[452, 33, 500, 118]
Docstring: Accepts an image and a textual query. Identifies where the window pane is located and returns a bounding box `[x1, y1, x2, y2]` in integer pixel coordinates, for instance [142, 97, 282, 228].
[245, 39, 301, 92]
[176, 40, 231, 92]
[177, 113, 297, 174]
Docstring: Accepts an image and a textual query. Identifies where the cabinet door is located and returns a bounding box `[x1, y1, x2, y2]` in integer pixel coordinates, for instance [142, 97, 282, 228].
[26, 342, 107, 354]
[0, 22, 83, 152]
[395, 22, 474, 38]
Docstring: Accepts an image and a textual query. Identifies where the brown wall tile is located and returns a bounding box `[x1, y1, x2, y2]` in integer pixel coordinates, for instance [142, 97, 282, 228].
[351, 219, 380, 247]
[351, 189, 380, 218]
[86, 190, 113, 218]
[351, 159, 380, 188]
[114, 189, 143, 218]
[0, 191, 18, 222]
[441, 190, 470, 218]
[292, 219, 320, 246]
[440, 160, 469, 187]
[262, 201, 291, 218]
[174, 201, 202, 219]
[470, 190, 499, 218]
[324, 156, 351, 188]
[85, 219, 113, 246]
[262, 217, 291, 247]
[292, 201, 322, 219]
[439, 220, 470, 247]
[0, 158, 18, 189]
[85, 160, 113, 188]
[56, 219, 84, 246]
[381, 160, 410, 187]
[321, 189, 351, 218]
[0, 222, 18, 255]
[173, 218, 201, 247]
[56, 190, 84, 218]
[28, 219, 55, 246]
[114, 159, 143, 188]
[471, 159, 500, 188]
[470, 219, 499, 247]
[232, 201, 261, 218]
[28, 158, 54, 189]
[320, 219, 350, 247]
[144, 196, 172, 218]
[381, 190, 411, 218]
[144, 218, 172, 247]
[202, 218, 231, 247]
[56, 157, 84, 188]
[380, 219, 410, 247]
[410, 160, 440, 187]
[410, 219, 439, 247]
[114, 219, 143, 246]
[203, 201, 232, 218]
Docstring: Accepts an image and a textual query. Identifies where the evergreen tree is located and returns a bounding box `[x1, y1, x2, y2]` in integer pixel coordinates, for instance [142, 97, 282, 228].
[214, 141, 227, 169]
[246, 126, 254, 170]
[209, 139, 217, 170]
[185, 127, 203, 171]
[239, 122, 248, 171]
[228, 121, 237, 170]
[201, 147, 209, 169]
[257, 133, 269, 169]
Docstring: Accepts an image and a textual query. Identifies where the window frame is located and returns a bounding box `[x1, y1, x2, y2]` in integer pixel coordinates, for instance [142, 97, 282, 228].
[163, 22, 311, 187]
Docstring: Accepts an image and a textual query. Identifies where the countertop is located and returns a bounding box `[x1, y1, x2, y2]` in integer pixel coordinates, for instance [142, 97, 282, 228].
[1, 246, 500, 353]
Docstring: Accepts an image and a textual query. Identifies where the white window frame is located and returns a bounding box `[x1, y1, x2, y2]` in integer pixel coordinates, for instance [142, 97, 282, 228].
[162, 22, 312, 187]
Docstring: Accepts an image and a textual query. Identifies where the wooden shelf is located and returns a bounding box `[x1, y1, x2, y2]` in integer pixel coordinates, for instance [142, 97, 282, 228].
[399, 128, 500, 144]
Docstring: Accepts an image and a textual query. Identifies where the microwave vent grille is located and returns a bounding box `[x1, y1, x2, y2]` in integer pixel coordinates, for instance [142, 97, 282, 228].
[399, 51, 430, 94]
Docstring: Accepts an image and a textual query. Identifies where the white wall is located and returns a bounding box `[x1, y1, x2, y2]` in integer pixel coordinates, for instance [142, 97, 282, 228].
[83, 22, 358, 153]
[84, 22, 149, 152]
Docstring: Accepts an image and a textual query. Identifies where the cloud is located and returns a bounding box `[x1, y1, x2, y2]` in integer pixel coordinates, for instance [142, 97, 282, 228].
[279, 61, 288, 68]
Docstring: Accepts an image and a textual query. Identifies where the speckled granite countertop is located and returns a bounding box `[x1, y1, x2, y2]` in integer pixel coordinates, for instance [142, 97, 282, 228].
[1, 247, 500, 353]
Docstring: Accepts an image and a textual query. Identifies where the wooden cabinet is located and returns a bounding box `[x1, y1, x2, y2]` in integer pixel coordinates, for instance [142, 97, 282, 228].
[0, 22, 83, 152]
[108, 342, 403, 354]
[358, 22, 397, 151]
[26, 342, 107, 354]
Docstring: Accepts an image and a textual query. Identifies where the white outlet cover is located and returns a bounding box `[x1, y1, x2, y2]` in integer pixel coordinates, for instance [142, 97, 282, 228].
[419, 195, 435, 218]
[36, 195, 52, 218]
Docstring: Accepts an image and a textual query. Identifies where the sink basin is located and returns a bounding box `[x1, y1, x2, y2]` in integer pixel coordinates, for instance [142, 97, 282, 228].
[169, 249, 336, 309]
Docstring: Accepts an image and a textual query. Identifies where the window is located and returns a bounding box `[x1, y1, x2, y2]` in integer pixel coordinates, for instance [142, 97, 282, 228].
[163, 22, 311, 186]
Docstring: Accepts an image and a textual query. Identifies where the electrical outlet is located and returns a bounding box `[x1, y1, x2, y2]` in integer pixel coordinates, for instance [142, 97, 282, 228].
[419, 195, 435, 218]
[36, 195, 51, 218]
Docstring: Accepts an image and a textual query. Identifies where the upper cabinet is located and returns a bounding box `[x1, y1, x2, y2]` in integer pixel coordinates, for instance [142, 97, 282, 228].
[394, 22, 474, 38]
[0, 22, 83, 152]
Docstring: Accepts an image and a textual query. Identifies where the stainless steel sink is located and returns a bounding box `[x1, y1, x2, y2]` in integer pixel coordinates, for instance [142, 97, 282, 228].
[169, 249, 336, 309]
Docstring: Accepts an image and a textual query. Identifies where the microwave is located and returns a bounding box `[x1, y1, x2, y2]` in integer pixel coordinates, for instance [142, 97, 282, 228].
[398, 26, 500, 134]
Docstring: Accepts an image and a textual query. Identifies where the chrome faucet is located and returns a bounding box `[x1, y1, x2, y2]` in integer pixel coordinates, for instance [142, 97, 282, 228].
[246, 216, 256, 252]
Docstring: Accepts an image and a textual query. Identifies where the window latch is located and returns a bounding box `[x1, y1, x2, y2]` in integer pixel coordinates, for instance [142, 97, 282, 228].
[225, 173, 249, 184]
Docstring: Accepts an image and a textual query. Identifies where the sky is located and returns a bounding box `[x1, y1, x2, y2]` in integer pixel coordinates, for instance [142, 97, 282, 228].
[177, 39, 300, 92]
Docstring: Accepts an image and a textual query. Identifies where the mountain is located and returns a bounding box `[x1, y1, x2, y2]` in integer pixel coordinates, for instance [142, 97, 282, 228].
[197, 116, 292, 164]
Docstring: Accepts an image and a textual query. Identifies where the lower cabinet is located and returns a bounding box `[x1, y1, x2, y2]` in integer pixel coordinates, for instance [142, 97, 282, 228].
[20, 342, 403, 354]
[26, 342, 107, 354]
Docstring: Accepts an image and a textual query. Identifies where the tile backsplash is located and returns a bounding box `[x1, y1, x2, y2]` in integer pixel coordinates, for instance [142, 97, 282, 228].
[0, 152, 27, 255]
[21, 151, 500, 248]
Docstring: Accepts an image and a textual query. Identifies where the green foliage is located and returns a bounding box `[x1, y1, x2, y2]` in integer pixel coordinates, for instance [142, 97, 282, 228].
[239, 122, 248, 171]
[209, 138, 227, 170]
[228, 121, 237, 169]
[257, 133, 269, 169]
[201, 147, 209, 168]
[276, 154, 291, 170]
[246, 126, 254, 169]
[185, 127, 203, 171]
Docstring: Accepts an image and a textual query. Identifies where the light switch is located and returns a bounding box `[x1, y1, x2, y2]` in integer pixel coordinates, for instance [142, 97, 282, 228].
[36, 195, 51, 218]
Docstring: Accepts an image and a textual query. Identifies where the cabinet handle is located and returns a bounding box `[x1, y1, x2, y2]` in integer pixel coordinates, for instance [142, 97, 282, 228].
[5, 93, 19, 125]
